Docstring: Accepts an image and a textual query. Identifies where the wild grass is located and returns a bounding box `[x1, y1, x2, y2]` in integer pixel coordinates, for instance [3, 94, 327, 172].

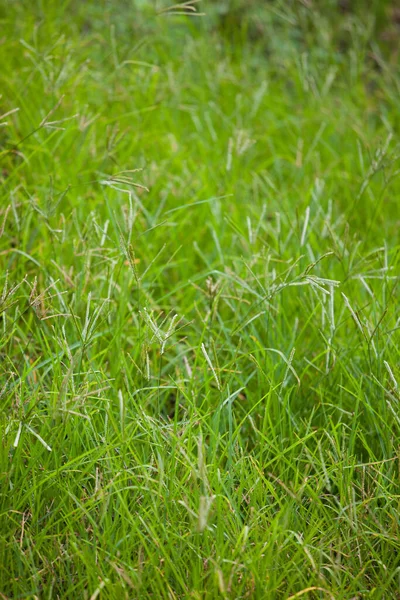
[1, 1, 400, 598]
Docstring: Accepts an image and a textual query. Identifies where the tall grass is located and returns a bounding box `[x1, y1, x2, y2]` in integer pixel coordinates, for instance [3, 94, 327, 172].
[1, 1, 400, 597]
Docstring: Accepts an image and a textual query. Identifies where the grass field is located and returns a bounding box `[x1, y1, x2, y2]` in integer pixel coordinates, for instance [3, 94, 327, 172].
[1, 1, 400, 598]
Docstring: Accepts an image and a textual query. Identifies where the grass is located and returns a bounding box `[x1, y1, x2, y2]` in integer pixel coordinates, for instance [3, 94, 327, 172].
[1, 0, 400, 597]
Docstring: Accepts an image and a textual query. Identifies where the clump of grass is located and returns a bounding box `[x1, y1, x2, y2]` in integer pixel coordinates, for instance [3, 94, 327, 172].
[1, 1, 400, 598]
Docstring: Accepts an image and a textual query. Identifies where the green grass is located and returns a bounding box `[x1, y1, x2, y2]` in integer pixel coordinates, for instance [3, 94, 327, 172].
[1, 0, 400, 597]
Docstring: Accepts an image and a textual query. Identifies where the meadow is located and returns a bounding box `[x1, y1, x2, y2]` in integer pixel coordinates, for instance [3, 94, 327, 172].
[1, 1, 400, 597]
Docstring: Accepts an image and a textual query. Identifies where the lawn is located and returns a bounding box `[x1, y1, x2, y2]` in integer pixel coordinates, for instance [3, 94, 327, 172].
[1, 1, 400, 598]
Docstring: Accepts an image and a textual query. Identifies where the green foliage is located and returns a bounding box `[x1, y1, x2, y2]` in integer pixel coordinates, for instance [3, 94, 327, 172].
[1, 1, 400, 598]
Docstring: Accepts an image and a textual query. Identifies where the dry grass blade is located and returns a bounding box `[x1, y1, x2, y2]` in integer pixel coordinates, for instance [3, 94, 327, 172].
[157, 0, 205, 16]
